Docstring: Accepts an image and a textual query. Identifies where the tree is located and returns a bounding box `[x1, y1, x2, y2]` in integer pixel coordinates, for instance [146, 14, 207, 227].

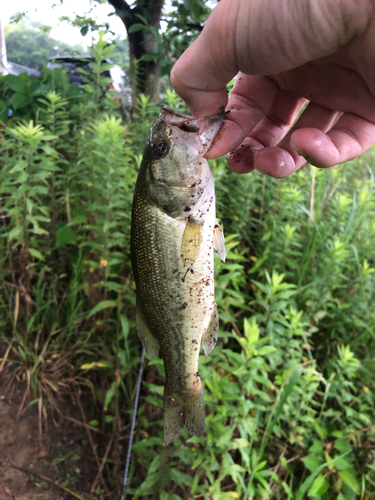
[111, 0, 213, 102]
[107, 0, 164, 103]
[66, 0, 214, 103]
[5, 20, 84, 70]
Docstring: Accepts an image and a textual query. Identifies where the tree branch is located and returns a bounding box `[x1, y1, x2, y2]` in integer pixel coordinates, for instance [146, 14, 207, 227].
[107, 0, 131, 12]
[107, 0, 133, 20]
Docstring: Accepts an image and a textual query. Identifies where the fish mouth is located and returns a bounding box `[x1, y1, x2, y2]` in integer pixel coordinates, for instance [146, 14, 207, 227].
[160, 104, 224, 156]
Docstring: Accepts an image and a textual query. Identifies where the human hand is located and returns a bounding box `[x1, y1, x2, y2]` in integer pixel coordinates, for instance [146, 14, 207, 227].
[171, 0, 375, 178]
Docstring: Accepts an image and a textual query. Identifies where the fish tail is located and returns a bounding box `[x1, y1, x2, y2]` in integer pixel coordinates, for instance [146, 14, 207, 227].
[163, 382, 205, 445]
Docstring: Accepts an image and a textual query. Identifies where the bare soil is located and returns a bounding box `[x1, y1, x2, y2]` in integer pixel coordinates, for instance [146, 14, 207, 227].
[0, 371, 99, 500]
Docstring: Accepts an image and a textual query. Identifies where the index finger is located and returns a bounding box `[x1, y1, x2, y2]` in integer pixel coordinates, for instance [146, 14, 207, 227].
[170, 44, 233, 118]
[170, 2, 239, 117]
[205, 73, 281, 158]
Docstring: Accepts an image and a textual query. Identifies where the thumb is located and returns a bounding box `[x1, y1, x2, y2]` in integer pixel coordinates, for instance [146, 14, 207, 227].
[171, 0, 369, 117]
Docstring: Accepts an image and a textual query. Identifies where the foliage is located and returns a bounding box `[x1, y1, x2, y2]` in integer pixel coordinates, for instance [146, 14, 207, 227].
[1, 36, 375, 499]
[5, 20, 84, 69]
[52, 0, 215, 101]
[160, 0, 212, 76]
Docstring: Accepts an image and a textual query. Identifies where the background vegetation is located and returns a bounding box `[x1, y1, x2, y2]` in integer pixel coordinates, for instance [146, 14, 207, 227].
[5, 19, 85, 69]
[1, 5, 375, 499]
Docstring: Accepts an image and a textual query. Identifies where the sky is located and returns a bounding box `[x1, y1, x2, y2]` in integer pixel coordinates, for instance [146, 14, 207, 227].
[2, 0, 126, 47]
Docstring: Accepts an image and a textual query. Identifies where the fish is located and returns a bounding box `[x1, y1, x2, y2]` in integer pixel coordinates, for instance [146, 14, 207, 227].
[131, 104, 225, 445]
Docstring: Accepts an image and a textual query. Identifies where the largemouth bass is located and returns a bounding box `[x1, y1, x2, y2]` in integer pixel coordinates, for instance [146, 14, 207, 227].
[131, 105, 225, 445]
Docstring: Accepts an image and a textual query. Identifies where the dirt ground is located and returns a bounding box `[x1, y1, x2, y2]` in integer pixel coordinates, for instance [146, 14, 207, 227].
[0, 371, 99, 500]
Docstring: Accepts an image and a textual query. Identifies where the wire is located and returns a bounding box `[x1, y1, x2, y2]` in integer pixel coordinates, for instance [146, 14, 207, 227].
[121, 347, 145, 500]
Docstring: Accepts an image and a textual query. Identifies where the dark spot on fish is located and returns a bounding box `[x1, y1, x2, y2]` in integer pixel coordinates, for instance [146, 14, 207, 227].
[225, 109, 231, 113]
[182, 268, 190, 282]
[192, 339, 196, 343]
[215, 224, 219, 228]
[172, 269, 178, 274]
[184, 206, 191, 212]
[191, 182, 196, 187]
[190, 269, 195, 274]
[196, 372, 199, 377]
[194, 347, 198, 351]
[178, 122, 199, 133]
[189, 239, 193, 243]
[181, 302, 188, 310]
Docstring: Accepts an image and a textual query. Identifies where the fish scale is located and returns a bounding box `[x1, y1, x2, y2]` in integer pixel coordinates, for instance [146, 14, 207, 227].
[131, 105, 226, 444]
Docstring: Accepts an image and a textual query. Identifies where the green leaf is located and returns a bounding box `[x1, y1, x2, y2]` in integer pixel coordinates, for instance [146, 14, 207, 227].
[334, 438, 351, 454]
[104, 383, 116, 410]
[6, 74, 27, 93]
[29, 248, 45, 261]
[334, 456, 351, 470]
[169, 468, 192, 487]
[148, 455, 163, 474]
[309, 440, 324, 454]
[55, 226, 78, 248]
[308, 474, 329, 496]
[80, 25, 89, 36]
[9, 160, 27, 173]
[140, 54, 156, 62]
[302, 453, 323, 473]
[338, 470, 359, 494]
[256, 345, 276, 356]
[80, 361, 112, 370]
[313, 422, 328, 440]
[12, 92, 32, 110]
[69, 214, 87, 225]
[8, 225, 24, 242]
[87, 300, 117, 318]
[143, 395, 163, 408]
[120, 314, 129, 340]
[296, 452, 350, 500]
[128, 23, 144, 33]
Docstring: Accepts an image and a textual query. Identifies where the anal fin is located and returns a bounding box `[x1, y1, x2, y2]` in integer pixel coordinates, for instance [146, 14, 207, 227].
[202, 305, 219, 355]
[136, 304, 160, 358]
[214, 219, 226, 262]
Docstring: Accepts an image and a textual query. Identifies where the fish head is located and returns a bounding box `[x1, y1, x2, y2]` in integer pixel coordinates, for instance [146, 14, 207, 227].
[144, 105, 223, 216]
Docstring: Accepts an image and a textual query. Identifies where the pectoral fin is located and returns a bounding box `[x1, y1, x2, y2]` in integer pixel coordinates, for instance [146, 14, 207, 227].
[202, 305, 219, 355]
[214, 219, 226, 262]
[136, 304, 160, 358]
[181, 217, 203, 265]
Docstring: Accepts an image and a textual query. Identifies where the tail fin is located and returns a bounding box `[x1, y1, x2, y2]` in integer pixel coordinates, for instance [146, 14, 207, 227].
[163, 383, 205, 445]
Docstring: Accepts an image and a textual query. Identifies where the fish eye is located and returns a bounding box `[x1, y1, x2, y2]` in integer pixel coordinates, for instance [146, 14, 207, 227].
[153, 140, 169, 157]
